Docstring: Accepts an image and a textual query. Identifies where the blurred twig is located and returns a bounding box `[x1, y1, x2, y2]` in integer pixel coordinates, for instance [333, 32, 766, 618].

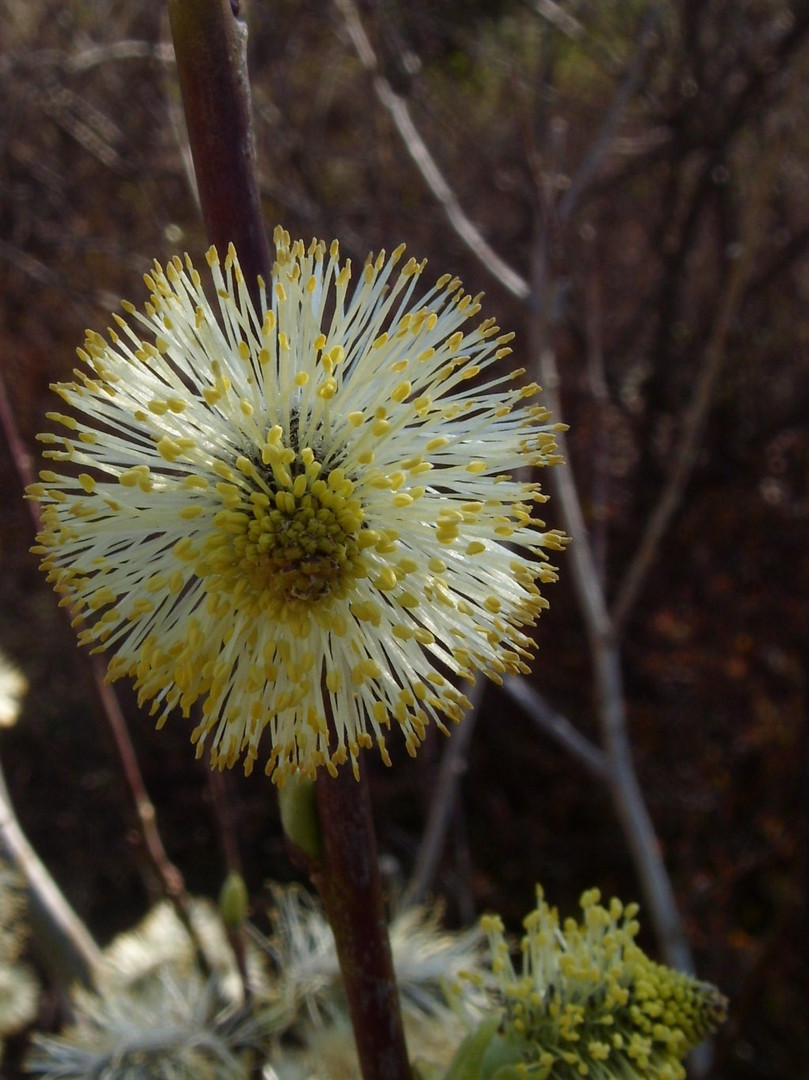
[65, 40, 174, 73]
[583, 251, 610, 586]
[527, 205, 694, 968]
[0, 369, 212, 980]
[502, 677, 608, 781]
[0, 757, 101, 993]
[0, 40, 173, 78]
[334, 0, 530, 301]
[532, 321, 695, 974]
[0, 240, 60, 288]
[610, 119, 790, 633]
[404, 679, 483, 908]
[528, 0, 584, 39]
[555, 8, 659, 228]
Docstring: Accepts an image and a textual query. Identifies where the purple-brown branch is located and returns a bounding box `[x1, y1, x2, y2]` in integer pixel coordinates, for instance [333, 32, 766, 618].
[313, 765, 412, 1080]
[169, 0, 271, 293]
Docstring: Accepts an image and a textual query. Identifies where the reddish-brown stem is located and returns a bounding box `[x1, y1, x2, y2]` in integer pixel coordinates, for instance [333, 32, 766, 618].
[168, 0, 271, 294]
[312, 764, 412, 1080]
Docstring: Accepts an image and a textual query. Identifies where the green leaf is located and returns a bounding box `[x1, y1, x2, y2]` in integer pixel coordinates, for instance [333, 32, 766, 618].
[438, 1015, 527, 1080]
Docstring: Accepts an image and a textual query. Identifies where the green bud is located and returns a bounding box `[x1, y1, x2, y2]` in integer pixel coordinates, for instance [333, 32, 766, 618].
[219, 871, 248, 928]
[279, 779, 323, 862]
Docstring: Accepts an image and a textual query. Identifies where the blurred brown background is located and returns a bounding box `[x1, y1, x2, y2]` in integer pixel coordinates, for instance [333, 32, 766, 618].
[0, 1, 806, 1077]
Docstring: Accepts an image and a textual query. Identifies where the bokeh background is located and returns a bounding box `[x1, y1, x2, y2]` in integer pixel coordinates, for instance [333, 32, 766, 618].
[0, 1, 806, 1077]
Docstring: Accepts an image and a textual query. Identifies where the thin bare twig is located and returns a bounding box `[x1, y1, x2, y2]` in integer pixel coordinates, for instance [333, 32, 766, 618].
[610, 123, 787, 633]
[0, 759, 101, 992]
[0, 41, 173, 78]
[64, 40, 174, 73]
[531, 279, 694, 973]
[528, 0, 584, 40]
[333, 0, 530, 301]
[334, 0, 751, 984]
[404, 679, 483, 908]
[502, 676, 608, 780]
[583, 253, 610, 586]
[556, 8, 659, 226]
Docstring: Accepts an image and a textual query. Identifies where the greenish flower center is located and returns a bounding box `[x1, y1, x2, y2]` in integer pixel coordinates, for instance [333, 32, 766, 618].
[196, 439, 366, 614]
[244, 473, 363, 602]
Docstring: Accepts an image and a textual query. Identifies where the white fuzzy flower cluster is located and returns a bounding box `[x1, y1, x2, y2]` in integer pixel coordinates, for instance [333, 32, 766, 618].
[0, 861, 40, 1058]
[26, 899, 269, 1080]
[31, 229, 566, 783]
[0, 648, 27, 728]
[26, 886, 486, 1080]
